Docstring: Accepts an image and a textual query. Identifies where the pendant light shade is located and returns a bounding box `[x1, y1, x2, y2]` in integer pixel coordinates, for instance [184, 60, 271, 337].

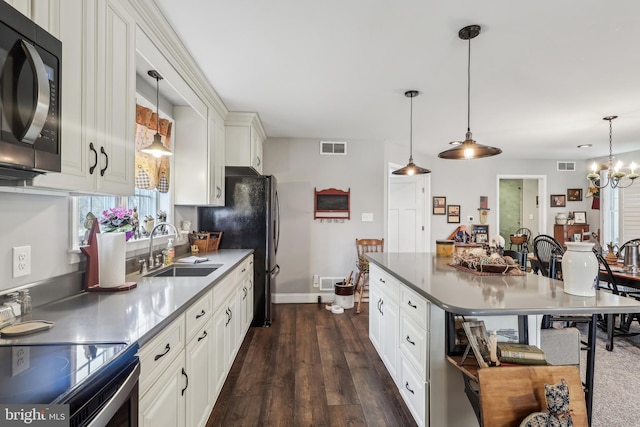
[141, 70, 173, 158]
[438, 25, 501, 160]
[392, 90, 430, 175]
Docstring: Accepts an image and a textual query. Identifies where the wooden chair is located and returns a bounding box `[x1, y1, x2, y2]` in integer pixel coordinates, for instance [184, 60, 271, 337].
[354, 238, 384, 313]
[478, 365, 587, 427]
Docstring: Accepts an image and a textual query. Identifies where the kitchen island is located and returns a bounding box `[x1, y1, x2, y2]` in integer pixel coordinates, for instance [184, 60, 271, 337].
[365, 252, 640, 427]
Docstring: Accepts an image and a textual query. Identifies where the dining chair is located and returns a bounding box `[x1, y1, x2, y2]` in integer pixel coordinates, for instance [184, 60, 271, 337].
[502, 249, 525, 271]
[509, 227, 532, 252]
[594, 249, 640, 350]
[532, 235, 564, 279]
[354, 238, 384, 314]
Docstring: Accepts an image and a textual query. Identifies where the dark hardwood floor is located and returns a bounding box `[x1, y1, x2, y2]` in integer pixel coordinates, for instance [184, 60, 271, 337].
[206, 303, 417, 427]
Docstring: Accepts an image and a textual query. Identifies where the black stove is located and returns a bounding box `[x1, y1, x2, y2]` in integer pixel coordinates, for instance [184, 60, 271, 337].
[0, 342, 139, 426]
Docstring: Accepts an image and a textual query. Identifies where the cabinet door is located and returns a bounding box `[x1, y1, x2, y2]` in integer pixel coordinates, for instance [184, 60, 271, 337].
[139, 350, 186, 427]
[369, 284, 382, 353]
[94, 0, 136, 195]
[186, 320, 214, 427]
[251, 127, 263, 173]
[212, 300, 234, 397]
[209, 112, 225, 206]
[31, 0, 96, 192]
[380, 296, 399, 383]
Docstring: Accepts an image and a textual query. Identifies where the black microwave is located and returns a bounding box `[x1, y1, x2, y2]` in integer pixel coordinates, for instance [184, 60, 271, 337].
[0, 1, 61, 181]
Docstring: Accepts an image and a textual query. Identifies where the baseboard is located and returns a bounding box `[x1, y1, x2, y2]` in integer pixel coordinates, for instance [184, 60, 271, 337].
[273, 293, 334, 304]
[273, 293, 367, 304]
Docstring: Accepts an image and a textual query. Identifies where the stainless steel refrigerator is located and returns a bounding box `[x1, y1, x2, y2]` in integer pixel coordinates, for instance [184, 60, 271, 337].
[198, 174, 279, 327]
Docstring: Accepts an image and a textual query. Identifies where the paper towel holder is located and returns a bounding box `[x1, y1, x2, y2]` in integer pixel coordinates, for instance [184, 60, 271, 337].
[80, 219, 137, 292]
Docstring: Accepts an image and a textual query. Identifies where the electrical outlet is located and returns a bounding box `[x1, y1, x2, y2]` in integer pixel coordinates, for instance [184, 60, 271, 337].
[361, 213, 373, 222]
[12, 246, 31, 278]
[467, 216, 474, 222]
[12, 347, 29, 376]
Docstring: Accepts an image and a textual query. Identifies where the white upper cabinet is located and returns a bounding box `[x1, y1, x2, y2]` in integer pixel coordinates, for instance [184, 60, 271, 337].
[32, 0, 136, 195]
[225, 112, 265, 174]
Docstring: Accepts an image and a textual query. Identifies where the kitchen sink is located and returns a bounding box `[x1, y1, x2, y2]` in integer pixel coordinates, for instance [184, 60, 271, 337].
[145, 265, 220, 278]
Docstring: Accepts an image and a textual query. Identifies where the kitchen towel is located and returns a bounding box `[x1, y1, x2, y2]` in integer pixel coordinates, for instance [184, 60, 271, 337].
[176, 256, 209, 264]
[97, 232, 126, 287]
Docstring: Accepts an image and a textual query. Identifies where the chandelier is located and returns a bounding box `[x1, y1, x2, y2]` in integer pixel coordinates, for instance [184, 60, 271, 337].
[587, 116, 638, 189]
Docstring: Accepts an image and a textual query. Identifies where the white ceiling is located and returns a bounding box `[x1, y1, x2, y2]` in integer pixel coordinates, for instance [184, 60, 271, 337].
[153, 0, 640, 161]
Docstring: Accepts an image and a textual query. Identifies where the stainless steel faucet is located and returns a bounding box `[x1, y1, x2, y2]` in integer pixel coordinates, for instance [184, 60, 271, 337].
[148, 222, 179, 269]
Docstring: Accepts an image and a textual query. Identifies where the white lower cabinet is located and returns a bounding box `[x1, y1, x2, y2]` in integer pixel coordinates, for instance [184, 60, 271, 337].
[369, 264, 400, 383]
[186, 319, 215, 427]
[139, 256, 254, 427]
[369, 264, 431, 426]
[140, 349, 187, 427]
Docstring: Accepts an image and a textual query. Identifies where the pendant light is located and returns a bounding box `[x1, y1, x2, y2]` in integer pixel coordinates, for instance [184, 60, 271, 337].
[392, 90, 430, 175]
[438, 25, 502, 160]
[587, 115, 638, 189]
[141, 70, 173, 158]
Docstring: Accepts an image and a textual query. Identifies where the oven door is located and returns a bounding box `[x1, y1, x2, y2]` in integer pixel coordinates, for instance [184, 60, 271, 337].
[87, 362, 139, 427]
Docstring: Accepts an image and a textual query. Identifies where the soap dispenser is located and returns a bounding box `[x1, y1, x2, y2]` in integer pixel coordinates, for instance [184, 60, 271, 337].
[166, 238, 175, 264]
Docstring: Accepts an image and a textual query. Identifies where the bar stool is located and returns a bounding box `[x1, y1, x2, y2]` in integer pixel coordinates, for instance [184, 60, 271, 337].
[354, 238, 384, 314]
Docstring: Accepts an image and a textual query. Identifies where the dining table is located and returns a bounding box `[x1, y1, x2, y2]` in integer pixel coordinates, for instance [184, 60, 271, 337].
[600, 262, 640, 289]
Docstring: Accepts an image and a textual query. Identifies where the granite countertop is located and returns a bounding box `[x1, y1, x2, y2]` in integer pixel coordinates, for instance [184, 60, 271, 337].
[0, 249, 253, 347]
[366, 252, 640, 316]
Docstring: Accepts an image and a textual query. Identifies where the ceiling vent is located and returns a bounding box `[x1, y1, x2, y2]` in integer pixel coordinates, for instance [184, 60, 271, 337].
[557, 161, 576, 171]
[320, 141, 347, 155]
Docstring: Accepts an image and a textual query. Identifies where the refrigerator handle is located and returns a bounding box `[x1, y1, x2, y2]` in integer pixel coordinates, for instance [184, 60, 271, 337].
[270, 264, 280, 277]
[274, 189, 280, 254]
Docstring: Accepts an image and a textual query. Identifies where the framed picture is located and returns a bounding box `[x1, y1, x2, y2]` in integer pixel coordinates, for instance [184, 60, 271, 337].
[574, 211, 587, 224]
[567, 188, 582, 202]
[433, 196, 446, 215]
[550, 194, 566, 208]
[462, 320, 491, 368]
[447, 205, 460, 223]
[472, 224, 489, 244]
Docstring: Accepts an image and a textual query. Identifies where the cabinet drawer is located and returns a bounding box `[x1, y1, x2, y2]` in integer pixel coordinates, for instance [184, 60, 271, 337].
[185, 290, 213, 341]
[138, 315, 186, 395]
[399, 313, 429, 381]
[238, 255, 253, 278]
[400, 285, 429, 330]
[369, 264, 399, 302]
[399, 355, 427, 427]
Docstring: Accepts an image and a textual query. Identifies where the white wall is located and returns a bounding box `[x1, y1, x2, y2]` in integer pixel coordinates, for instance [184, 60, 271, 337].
[0, 191, 79, 292]
[263, 138, 385, 298]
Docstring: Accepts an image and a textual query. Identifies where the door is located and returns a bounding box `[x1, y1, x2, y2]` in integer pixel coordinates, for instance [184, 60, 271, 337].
[388, 168, 429, 252]
[497, 175, 545, 248]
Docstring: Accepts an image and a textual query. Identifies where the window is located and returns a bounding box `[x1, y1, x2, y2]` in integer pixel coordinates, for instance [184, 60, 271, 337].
[74, 189, 166, 249]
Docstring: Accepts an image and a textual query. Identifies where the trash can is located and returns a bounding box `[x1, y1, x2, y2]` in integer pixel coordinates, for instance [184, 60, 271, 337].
[334, 281, 355, 309]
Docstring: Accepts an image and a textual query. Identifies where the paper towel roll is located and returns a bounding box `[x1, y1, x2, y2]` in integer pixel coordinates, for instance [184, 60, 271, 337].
[97, 232, 126, 288]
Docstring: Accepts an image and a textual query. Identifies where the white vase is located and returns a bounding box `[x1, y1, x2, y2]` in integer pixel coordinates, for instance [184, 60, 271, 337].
[561, 242, 598, 297]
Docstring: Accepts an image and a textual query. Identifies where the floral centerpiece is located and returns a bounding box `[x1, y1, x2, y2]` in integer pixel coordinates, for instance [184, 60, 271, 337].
[99, 207, 134, 240]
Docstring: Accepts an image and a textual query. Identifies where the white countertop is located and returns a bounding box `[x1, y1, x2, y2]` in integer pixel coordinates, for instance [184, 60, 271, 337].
[0, 249, 253, 347]
[366, 252, 640, 316]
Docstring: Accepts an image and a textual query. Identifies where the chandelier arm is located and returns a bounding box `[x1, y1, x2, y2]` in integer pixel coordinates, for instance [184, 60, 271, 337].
[467, 37, 471, 132]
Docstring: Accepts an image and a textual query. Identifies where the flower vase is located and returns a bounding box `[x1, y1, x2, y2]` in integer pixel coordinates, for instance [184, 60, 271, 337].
[561, 242, 598, 297]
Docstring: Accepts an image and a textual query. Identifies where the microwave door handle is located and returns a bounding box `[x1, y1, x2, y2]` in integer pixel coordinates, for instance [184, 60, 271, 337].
[18, 40, 51, 144]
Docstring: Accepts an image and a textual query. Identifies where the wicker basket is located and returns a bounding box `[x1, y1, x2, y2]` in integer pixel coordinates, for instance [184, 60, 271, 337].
[509, 235, 527, 245]
[189, 231, 223, 253]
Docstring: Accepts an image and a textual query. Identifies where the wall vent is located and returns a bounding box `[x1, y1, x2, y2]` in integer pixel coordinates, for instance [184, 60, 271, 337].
[320, 141, 347, 155]
[557, 161, 576, 171]
[319, 276, 345, 291]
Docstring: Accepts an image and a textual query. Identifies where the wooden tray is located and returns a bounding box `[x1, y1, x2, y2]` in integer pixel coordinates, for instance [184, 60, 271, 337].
[0, 320, 54, 337]
[189, 231, 223, 253]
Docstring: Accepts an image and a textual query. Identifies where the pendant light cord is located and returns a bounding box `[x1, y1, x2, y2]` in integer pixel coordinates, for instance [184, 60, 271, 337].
[156, 76, 160, 133]
[467, 37, 471, 133]
[409, 94, 413, 160]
